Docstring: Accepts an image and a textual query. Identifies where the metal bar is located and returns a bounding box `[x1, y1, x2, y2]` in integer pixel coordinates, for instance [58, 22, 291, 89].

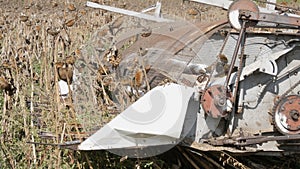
[225, 21, 246, 90]
[237, 135, 300, 146]
[86, 1, 173, 23]
[207, 134, 300, 146]
[231, 27, 247, 110]
[258, 13, 300, 26]
[27, 140, 81, 146]
[241, 10, 300, 27]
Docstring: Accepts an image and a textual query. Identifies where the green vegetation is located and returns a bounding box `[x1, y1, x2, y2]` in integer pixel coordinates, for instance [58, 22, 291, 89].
[277, 0, 299, 4]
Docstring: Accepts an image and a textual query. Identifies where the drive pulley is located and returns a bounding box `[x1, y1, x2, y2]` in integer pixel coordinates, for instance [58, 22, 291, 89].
[273, 95, 300, 135]
[228, 0, 259, 30]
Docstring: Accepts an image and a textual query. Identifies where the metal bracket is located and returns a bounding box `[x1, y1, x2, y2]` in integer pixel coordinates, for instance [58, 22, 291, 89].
[206, 134, 300, 146]
[240, 10, 300, 27]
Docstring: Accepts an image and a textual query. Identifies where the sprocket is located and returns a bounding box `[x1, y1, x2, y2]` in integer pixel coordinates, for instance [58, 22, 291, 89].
[202, 85, 232, 118]
[273, 95, 300, 135]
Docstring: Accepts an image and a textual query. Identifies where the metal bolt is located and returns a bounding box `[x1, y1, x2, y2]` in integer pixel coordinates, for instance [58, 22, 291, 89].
[244, 11, 251, 18]
[287, 125, 291, 129]
[218, 98, 225, 106]
[281, 107, 285, 111]
[290, 110, 300, 121]
[289, 100, 293, 104]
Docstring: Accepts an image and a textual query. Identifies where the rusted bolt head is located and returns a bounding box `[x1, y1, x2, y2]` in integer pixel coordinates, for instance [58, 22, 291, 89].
[218, 98, 226, 106]
[243, 11, 252, 18]
[290, 110, 300, 121]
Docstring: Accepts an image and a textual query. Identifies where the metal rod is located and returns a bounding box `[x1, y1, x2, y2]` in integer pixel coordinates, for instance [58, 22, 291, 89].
[232, 27, 247, 108]
[225, 21, 247, 88]
[237, 134, 300, 146]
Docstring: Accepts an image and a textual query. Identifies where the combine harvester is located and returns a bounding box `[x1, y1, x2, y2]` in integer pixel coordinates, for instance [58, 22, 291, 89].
[77, 0, 300, 159]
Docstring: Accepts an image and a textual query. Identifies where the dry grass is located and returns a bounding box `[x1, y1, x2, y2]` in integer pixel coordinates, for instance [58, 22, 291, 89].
[0, 0, 119, 167]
